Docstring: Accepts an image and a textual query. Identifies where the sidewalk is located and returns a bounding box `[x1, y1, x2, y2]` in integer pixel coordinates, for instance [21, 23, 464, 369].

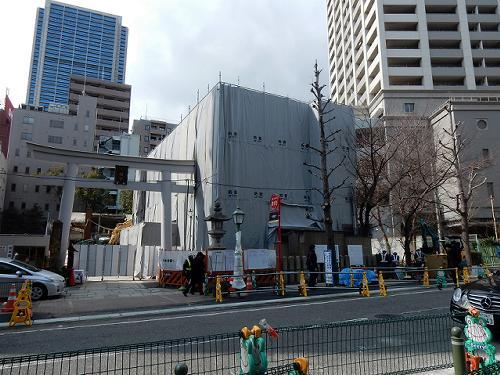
[0, 277, 444, 324]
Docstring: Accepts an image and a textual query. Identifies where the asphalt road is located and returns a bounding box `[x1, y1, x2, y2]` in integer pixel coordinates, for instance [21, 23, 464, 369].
[0, 287, 454, 358]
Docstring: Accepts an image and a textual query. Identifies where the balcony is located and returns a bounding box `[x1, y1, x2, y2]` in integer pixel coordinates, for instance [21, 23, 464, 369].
[426, 14, 459, 23]
[427, 31, 462, 40]
[388, 66, 424, 76]
[432, 67, 466, 76]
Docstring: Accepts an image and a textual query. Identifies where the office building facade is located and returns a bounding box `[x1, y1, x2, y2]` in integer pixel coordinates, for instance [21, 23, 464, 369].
[131, 119, 177, 156]
[26, 0, 128, 110]
[326, 0, 500, 115]
[69, 75, 131, 150]
[5, 96, 96, 218]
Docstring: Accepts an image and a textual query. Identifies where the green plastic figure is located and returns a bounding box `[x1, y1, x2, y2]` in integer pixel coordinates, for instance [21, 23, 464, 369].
[464, 308, 496, 367]
[239, 326, 268, 375]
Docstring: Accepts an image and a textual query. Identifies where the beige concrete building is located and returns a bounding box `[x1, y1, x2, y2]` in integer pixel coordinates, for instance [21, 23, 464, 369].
[69, 75, 131, 150]
[131, 119, 176, 156]
[327, 0, 500, 116]
[5, 96, 96, 219]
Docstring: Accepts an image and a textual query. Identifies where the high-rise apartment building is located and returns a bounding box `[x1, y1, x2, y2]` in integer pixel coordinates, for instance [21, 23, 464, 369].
[26, 0, 128, 110]
[69, 75, 131, 149]
[326, 0, 500, 115]
[131, 119, 177, 156]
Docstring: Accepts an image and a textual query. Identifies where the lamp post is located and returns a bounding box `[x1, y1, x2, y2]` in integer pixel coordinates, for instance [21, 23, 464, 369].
[231, 207, 246, 290]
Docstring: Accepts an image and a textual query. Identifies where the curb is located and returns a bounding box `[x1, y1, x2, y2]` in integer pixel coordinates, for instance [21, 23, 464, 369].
[0, 284, 447, 328]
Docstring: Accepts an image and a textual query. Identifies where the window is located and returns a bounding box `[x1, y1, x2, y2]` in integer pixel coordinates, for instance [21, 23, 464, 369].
[37, 168, 41, 174]
[21, 132, 33, 141]
[23, 184, 28, 192]
[86, 110, 90, 118]
[25, 167, 29, 174]
[74, 123, 78, 130]
[10, 183, 15, 192]
[23, 116, 34, 124]
[83, 140, 88, 147]
[35, 185, 40, 193]
[73, 139, 77, 146]
[13, 166, 18, 173]
[0, 262, 19, 275]
[482, 148, 490, 160]
[21, 202, 26, 210]
[477, 119, 488, 129]
[46, 186, 51, 193]
[144, 147, 149, 153]
[84, 125, 89, 132]
[49, 119, 64, 128]
[48, 135, 63, 144]
[8, 202, 14, 209]
[144, 135, 149, 142]
[145, 124, 150, 130]
[404, 103, 415, 113]
[15, 148, 19, 156]
[44, 203, 49, 211]
[27, 151, 31, 158]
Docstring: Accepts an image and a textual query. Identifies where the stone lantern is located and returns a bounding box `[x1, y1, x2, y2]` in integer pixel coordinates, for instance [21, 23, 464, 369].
[204, 201, 230, 250]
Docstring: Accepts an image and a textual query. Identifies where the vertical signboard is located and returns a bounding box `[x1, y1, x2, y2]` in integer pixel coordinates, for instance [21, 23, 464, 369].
[269, 194, 282, 271]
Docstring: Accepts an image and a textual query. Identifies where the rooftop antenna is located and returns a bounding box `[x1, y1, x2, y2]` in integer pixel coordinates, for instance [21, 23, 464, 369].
[5, 87, 9, 97]
[181, 114, 183, 122]
[263, 82, 265, 92]
[188, 105, 191, 113]
[197, 89, 200, 104]
[207, 84, 210, 94]
[237, 76, 240, 86]
[219, 71, 222, 83]
[145, 104, 148, 120]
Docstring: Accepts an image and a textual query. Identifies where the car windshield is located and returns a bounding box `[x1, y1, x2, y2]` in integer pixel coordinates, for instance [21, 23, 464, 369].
[11, 260, 40, 272]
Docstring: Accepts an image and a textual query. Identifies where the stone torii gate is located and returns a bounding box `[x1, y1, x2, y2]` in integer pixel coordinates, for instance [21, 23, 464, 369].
[27, 142, 195, 267]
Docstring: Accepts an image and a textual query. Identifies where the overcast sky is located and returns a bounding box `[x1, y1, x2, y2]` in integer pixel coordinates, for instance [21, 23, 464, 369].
[1, 0, 329, 127]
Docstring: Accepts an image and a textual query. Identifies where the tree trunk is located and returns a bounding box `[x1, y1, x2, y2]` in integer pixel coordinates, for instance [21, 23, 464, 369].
[84, 208, 93, 240]
[402, 220, 413, 266]
[460, 211, 472, 266]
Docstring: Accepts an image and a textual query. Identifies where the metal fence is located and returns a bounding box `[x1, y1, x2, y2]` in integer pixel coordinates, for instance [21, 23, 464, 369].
[0, 313, 454, 375]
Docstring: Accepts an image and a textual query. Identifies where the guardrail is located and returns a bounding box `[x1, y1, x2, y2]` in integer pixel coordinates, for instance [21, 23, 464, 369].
[0, 313, 454, 374]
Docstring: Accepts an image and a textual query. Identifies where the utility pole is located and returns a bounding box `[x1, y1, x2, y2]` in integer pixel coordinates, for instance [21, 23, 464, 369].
[490, 195, 499, 241]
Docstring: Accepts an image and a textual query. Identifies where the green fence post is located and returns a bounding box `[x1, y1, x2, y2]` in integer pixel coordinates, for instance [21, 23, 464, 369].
[174, 363, 188, 375]
[451, 326, 466, 375]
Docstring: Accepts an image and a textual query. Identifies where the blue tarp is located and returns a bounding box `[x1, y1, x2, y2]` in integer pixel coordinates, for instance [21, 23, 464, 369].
[339, 268, 377, 287]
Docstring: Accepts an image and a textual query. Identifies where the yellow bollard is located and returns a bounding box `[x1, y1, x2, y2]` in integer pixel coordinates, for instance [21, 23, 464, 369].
[349, 271, 354, 288]
[378, 271, 387, 297]
[462, 267, 470, 284]
[298, 271, 308, 297]
[455, 268, 460, 288]
[423, 267, 430, 287]
[360, 272, 370, 297]
[279, 271, 286, 296]
[215, 275, 223, 303]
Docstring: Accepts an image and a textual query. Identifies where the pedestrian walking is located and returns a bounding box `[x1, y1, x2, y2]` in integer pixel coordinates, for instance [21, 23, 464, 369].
[306, 245, 318, 287]
[446, 242, 461, 285]
[182, 255, 193, 297]
[188, 252, 206, 295]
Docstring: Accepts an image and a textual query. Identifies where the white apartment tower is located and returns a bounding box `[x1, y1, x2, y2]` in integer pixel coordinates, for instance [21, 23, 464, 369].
[326, 0, 500, 116]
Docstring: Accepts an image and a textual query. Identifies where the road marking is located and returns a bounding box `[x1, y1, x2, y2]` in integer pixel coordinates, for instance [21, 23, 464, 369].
[0, 288, 444, 337]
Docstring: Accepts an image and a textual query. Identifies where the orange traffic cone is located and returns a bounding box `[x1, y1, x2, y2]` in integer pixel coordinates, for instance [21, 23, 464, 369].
[1, 284, 17, 313]
[246, 275, 253, 290]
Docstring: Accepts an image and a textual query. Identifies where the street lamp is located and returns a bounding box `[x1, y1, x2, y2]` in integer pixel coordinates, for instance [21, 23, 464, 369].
[231, 207, 246, 290]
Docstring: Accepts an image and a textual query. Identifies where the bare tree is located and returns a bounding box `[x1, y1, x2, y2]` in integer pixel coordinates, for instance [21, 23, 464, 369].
[435, 119, 488, 265]
[304, 62, 346, 284]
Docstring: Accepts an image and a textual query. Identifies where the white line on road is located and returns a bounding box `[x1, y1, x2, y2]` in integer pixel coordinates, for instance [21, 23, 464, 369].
[0, 288, 446, 337]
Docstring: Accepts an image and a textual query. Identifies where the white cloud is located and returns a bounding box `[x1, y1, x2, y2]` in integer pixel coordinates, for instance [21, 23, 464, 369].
[1, 0, 329, 127]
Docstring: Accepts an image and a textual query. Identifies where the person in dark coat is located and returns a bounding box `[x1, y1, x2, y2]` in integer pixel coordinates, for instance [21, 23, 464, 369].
[306, 245, 318, 287]
[446, 242, 461, 284]
[182, 255, 194, 297]
[189, 252, 206, 295]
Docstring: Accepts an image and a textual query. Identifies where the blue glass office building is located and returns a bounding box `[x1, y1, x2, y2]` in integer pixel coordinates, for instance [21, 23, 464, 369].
[26, 0, 128, 109]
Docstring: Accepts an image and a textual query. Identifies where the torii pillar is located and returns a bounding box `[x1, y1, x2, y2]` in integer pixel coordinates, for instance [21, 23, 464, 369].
[58, 162, 78, 268]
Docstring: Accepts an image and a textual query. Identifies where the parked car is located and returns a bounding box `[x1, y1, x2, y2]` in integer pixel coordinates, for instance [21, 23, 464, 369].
[0, 257, 65, 300]
[450, 270, 500, 328]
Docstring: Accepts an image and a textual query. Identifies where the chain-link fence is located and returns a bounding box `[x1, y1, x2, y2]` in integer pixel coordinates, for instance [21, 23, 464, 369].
[0, 313, 454, 374]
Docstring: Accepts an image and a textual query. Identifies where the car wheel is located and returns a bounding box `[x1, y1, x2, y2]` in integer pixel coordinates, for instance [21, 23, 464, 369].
[31, 284, 47, 301]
